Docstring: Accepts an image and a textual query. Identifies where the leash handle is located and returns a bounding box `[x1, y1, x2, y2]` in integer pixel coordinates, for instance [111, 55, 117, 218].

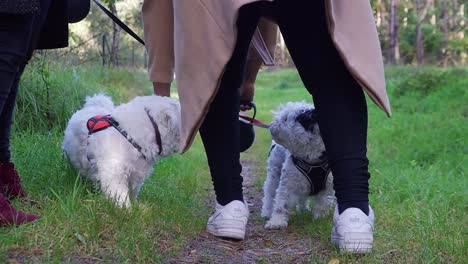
[240, 100, 257, 121]
[93, 0, 145, 46]
[239, 101, 269, 129]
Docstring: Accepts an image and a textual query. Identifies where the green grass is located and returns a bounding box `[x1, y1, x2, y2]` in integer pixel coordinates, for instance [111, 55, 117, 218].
[1, 64, 466, 263]
[2, 130, 210, 262]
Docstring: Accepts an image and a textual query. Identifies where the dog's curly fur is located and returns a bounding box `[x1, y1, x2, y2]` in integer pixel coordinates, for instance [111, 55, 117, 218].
[62, 94, 181, 207]
[261, 101, 335, 229]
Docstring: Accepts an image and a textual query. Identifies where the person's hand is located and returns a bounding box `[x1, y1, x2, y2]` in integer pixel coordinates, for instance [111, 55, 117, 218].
[153, 82, 171, 97]
[240, 82, 255, 111]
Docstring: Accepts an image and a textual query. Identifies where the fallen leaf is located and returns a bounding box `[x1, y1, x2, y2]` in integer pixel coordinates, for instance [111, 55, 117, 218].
[328, 258, 339, 264]
[7, 259, 20, 264]
[263, 240, 274, 247]
[74, 232, 86, 245]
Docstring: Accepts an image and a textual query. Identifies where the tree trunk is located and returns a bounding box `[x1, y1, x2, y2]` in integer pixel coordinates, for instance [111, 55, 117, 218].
[416, 0, 434, 65]
[377, 0, 388, 59]
[430, 0, 436, 28]
[403, 0, 409, 27]
[376, 0, 384, 28]
[440, 0, 449, 66]
[459, 3, 466, 65]
[102, 34, 107, 66]
[451, 0, 458, 31]
[388, 0, 399, 65]
[109, 2, 121, 67]
[416, 0, 423, 65]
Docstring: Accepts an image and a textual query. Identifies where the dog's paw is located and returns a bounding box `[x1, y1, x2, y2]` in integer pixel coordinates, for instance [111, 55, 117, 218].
[107, 192, 131, 208]
[115, 198, 131, 208]
[265, 218, 288, 230]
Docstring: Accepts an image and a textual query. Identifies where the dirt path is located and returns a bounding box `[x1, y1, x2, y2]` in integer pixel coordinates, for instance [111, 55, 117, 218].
[168, 160, 331, 264]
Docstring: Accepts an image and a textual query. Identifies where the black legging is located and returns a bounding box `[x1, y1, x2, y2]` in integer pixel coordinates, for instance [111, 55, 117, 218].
[0, 0, 53, 163]
[200, 0, 370, 215]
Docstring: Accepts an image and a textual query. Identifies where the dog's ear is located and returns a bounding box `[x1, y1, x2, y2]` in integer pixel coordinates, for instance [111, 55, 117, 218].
[296, 109, 317, 132]
[160, 110, 174, 127]
[159, 105, 180, 129]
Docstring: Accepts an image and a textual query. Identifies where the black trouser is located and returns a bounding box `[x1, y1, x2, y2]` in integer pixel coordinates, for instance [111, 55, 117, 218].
[200, 0, 370, 215]
[0, 0, 52, 162]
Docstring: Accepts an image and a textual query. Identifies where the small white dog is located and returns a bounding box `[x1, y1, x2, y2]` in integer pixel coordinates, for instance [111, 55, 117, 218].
[261, 101, 335, 229]
[62, 94, 181, 207]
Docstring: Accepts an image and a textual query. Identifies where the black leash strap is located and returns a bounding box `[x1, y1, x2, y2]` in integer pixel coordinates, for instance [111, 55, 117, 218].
[93, 0, 145, 46]
[107, 117, 148, 160]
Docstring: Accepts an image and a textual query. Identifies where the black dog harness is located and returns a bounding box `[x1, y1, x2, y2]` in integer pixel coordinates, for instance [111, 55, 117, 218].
[269, 144, 331, 196]
[292, 155, 331, 196]
[86, 108, 163, 160]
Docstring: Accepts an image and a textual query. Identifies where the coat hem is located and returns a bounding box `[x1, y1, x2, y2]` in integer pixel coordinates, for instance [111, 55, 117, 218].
[324, 0, 391, 117]
[180, 67, 227, 153]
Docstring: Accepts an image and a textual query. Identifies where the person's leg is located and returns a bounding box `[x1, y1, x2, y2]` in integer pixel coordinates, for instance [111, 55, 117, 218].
[0, 13, 38, 225]
[0, 12, 38, 199]
[0, 0, 54, 200]
[199, 4, 262, 206]
[273, 0, 374, 252]
[0, 65, 29, 199]
[0, 0, 52, 164]
[0, 13, 35, 117]
[0, 65, 24, 163]
[200, 3, 264, 240]
[274, 0, 370, 215]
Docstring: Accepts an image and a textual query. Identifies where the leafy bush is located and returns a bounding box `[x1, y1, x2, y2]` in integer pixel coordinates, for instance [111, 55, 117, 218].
[392, 67, 463, 97]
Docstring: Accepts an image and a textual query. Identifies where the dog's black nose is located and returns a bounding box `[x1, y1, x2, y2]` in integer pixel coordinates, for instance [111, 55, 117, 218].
[296, 109, 317, 133]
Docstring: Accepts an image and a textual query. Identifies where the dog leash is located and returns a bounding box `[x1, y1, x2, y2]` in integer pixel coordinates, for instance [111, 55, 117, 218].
[239, 114, 269, 129]
[239, 102, 270, 129]
[93, 0, 145, 45]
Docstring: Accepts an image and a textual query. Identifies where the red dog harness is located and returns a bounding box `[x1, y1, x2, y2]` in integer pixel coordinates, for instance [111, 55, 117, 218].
[86, 110, 163, 159]
[87, 114, 114, 134]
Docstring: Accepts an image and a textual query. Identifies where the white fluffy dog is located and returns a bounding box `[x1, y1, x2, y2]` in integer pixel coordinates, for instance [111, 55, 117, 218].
[261, 101, 335, 229]
[62, 94, 181, 207]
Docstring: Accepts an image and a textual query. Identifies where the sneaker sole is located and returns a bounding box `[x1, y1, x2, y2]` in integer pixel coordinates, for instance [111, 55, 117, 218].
[331, 232, 373, 253]
[207, 227, 245, 240]
[207, 219, 246, 240]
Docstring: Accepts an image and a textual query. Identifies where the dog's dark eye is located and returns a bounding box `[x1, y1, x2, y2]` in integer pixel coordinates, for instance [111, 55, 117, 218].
[296, 109, 317, 133]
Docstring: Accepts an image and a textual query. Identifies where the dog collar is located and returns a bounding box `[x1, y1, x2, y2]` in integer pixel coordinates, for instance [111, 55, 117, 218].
[292, 155, 331, 196]
[144, 108, 163, 156]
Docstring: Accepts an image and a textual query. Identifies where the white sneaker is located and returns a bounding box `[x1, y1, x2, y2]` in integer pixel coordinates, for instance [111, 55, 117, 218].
[331, 206, 374, 253]
[207, 200, 249, 240]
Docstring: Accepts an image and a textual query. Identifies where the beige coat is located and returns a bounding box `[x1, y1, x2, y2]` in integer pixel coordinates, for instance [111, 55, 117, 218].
[142, 0, 391, 153]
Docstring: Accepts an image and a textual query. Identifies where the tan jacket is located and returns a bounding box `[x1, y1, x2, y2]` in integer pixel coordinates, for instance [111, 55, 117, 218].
[142, 0, 391, 153]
